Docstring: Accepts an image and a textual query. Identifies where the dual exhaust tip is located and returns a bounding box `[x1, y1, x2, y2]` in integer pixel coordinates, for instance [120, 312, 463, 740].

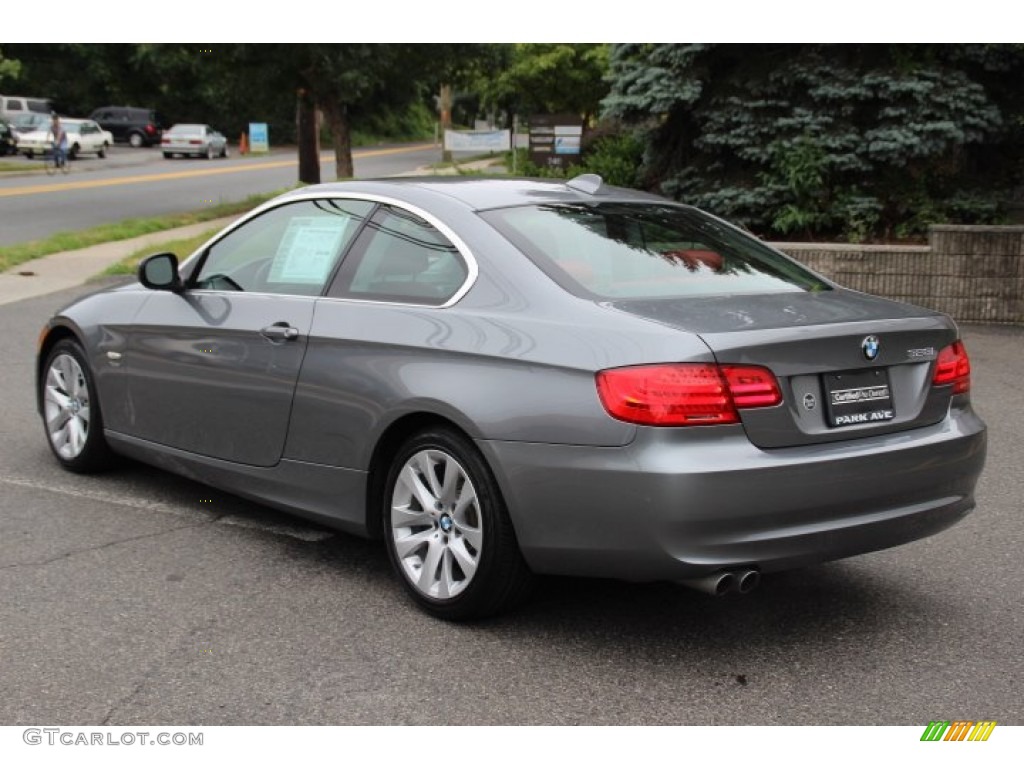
[679, 569, 760, 597]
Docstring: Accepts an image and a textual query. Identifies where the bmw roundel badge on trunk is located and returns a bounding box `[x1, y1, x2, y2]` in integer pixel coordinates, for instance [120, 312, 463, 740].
[862, 335, 880, 361]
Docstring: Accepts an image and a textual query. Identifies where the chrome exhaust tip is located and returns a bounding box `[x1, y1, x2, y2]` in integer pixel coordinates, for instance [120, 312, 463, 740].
[679, 571, 736, 597]
[734, 569, 761, 594]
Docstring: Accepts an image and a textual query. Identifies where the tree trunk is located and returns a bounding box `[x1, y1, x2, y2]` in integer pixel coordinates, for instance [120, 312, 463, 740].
[439, 83, 453, 163]
[296, 88, 320, 185]
[321, 97, 353, 179]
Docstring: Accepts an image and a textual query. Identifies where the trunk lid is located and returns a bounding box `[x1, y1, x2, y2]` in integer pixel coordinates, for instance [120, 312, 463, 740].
[608, 289, 959, 448]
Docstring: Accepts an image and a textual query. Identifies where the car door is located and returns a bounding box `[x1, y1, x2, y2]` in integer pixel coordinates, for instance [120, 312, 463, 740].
[79, 122, 99, 152]
[123, 198, 375, 466]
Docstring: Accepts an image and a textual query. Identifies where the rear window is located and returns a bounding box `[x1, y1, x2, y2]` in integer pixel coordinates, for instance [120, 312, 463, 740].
[481, 203, 830, 299]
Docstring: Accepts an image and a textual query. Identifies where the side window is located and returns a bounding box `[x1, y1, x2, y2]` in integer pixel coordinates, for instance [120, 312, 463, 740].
[193, 199, 374, 296]
[8, 99, 23, 111]
[329, 205, 468, 306]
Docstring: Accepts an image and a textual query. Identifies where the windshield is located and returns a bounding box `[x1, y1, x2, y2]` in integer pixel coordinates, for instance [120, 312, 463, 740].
[481, 203, 830, 299]
[13, 113, 47, 130]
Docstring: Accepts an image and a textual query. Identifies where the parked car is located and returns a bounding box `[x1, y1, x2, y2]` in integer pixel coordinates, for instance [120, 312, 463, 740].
[35, 176, 987, 619]
[89, 106, 163, 147]
[19, 118, 113, 160]
[9, 112, 49, 135]
[0, 94, 51, 118]
[161, 123, 228, 159]
[0, 117, 18, 156]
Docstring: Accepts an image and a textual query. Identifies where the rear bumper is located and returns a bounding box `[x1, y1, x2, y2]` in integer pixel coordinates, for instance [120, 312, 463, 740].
[479, 404, 986, 581]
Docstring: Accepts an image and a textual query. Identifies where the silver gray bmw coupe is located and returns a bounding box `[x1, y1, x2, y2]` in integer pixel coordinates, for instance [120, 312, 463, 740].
[36, 176, 987, 619]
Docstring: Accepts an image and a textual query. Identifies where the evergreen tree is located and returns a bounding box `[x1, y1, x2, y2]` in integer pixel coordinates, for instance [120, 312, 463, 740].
[604, 44, 1024, 240]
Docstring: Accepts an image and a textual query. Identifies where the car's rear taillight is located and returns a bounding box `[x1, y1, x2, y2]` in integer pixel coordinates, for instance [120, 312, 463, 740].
[161, 137, 170, 144]
[596, 363, 782, 426]
[189, 139, 202, 145]
[145, 123, 156, 134]
[932, 341, 971, 394]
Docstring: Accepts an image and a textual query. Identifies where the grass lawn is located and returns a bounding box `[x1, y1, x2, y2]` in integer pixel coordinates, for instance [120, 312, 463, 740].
[102, 230, 220, 276]
[0, 187, 296, 273]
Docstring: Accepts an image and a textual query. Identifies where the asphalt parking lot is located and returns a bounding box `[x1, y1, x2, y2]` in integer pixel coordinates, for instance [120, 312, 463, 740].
[1, 284, 1021, 725]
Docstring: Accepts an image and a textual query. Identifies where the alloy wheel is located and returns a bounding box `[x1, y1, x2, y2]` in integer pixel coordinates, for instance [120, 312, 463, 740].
[389, 449, 483, 600]
[43, 353, 92, 460]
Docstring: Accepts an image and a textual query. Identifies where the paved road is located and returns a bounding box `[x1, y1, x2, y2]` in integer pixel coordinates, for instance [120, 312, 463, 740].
[0, 143, 447, 246]
[1, 286, 1021, 725]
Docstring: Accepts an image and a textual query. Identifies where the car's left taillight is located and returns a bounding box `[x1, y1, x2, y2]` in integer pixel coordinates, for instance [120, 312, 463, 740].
[932, 340, 971, 395]
[596, 363, 782, 426]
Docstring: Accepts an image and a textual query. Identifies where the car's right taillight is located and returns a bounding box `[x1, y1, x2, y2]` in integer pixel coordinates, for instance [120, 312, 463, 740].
[596, 363, 782, 426]
[932, 341, 971, 394]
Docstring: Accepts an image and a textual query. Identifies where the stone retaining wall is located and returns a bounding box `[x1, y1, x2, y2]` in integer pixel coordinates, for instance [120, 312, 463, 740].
[772, 225, 1024, 324]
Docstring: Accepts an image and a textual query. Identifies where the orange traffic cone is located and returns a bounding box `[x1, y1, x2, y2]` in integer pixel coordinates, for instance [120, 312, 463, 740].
[240, 132, 248, 155]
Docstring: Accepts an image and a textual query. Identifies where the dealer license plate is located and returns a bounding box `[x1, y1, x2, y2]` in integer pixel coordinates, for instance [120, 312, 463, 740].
[823, 368, 895, 427]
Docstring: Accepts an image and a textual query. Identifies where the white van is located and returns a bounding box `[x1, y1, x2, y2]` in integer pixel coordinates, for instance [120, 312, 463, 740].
[0, 95, 52, 118]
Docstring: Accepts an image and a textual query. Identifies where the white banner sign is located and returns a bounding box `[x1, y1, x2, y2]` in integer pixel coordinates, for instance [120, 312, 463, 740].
[444, 129, 511, 152]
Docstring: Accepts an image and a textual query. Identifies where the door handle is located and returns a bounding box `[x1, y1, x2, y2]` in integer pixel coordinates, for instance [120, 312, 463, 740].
[260, 323, 300, 342]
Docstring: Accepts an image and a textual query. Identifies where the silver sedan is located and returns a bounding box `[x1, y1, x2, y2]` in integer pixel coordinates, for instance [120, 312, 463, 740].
[36, 177, 987, 619]
[161, 123, 228, 159]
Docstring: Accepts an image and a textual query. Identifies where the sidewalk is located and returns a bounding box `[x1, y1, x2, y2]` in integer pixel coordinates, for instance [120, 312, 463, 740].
[0, 157, 506, 307]
[0, 216, 237, 307]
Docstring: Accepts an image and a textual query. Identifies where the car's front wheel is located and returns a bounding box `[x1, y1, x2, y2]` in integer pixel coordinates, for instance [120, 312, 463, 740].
[40, 339, 116, 473]
[98, 142, 107, 158]
[383, 427, 533, 620]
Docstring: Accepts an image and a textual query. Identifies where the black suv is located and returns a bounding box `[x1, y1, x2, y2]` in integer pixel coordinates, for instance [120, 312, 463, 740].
[89, 106, 164, 147]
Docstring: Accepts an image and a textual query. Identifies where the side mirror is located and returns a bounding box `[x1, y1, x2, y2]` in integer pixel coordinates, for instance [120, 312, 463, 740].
[138, 252, 183, 292]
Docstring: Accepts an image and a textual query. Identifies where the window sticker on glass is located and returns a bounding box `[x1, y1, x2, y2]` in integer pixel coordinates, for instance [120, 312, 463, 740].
[266, 216, 350, 285]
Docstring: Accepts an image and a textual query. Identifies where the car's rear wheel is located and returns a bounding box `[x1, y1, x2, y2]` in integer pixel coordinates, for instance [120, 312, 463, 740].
[383, 427, 533, 620]
[40, 339, 115, 473]
[128, 132, 143, 148]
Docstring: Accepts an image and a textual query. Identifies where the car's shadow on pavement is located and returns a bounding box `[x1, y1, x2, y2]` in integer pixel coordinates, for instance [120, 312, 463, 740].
[99, 458, 940, 667]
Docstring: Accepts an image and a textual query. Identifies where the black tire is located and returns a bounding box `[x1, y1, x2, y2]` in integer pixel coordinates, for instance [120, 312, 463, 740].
[220, 144, 229, 158]
[163, 152, 172, 159]
[382, 427, 534, 620]
[98, 143, 107, 159]
[205, 144, 214, 160]
[68, 144, 79, 161]
[39, 339, 116, 474]
[128, 132, 144, 148]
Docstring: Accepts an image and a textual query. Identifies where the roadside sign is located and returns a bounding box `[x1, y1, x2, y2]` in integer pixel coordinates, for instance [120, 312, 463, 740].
[443, 129, 511, 153]
[529, 114, 584, 170]
[249, 123, 269, 153]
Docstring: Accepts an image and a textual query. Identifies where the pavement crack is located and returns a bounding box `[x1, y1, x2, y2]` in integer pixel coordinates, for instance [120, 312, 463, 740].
[99, 615, 221, 726]
[0, 516, 226, 572]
